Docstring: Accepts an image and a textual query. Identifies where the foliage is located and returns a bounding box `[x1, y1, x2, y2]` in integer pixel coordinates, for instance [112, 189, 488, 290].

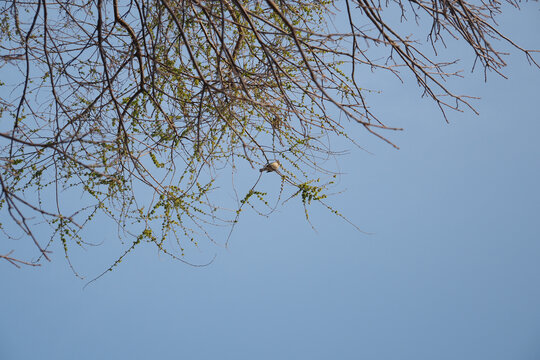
[0, 0, 537, 276]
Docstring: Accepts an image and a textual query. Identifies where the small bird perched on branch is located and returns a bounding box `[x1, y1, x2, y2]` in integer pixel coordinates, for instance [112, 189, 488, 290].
[260, 160, 280, 173]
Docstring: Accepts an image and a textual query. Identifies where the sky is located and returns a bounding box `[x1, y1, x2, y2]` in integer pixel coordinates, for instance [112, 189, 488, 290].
[2, 4, 540, 360]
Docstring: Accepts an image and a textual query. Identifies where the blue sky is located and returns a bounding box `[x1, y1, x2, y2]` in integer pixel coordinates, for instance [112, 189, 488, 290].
[2, 4, 540, 360]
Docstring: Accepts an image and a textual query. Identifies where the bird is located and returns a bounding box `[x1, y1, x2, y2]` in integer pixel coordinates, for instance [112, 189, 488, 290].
[259, 160, 280, 173]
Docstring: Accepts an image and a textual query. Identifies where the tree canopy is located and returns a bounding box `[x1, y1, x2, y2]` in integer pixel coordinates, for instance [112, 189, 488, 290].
[0, 0, 537, 275]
